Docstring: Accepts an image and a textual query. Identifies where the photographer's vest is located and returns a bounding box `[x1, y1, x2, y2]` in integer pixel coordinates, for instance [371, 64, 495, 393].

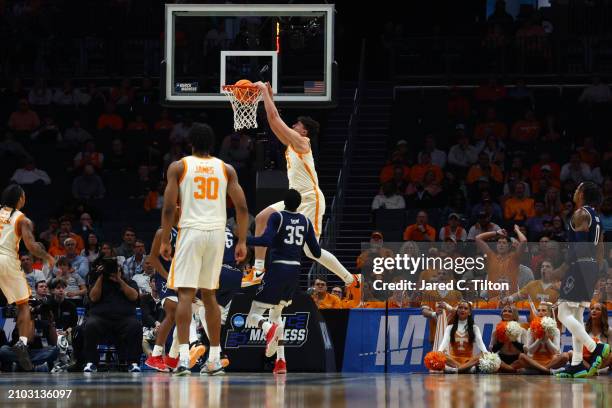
[0, 207, 25, 259]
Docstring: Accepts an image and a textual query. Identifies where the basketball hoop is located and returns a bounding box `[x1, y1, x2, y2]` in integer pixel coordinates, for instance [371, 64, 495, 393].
[222, 84, 263, 131]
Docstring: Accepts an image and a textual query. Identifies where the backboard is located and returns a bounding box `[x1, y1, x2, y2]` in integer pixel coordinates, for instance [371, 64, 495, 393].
[163, 4, 336, 107]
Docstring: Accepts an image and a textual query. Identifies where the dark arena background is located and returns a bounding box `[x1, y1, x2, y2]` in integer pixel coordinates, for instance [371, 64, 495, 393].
[1, 1, 612, 407]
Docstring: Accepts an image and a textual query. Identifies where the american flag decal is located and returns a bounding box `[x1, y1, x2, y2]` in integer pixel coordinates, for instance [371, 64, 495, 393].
[304, 81, 325, 94]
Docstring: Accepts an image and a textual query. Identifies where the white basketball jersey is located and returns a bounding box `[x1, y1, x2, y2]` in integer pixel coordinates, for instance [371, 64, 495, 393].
[178, 155, 228, 231]
[285, 145, 320, 194]
[0, 207, 24, 258]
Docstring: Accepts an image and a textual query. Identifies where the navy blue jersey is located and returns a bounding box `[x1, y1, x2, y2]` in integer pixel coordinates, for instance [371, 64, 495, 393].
[560, 206, 603, 302]
[247, 210, 321, 263]
[155, 227, 178, 299]
[223, 225, 236, 267]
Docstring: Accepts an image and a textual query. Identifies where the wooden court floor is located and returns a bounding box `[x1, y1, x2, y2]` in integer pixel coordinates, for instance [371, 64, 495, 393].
[0, 372, 612, 407]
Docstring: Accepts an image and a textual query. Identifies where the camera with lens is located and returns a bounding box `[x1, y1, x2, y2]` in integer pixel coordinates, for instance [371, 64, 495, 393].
[29, 296, 51, 320]
[94, 257, 118, 279]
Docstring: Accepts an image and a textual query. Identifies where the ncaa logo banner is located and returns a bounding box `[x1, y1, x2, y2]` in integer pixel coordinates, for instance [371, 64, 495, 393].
[225, 311, 310, 349]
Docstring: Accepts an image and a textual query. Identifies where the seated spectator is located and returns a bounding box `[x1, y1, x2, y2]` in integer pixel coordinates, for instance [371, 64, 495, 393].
[510, 109, 540, 146]
[79, 81, 106, 109]
[475, 132, 505, 165]
[503, 182, 535, 223]
[105, 138, 130, 173]
[560, 152, 592, 184]
[439, 213, 467, 242]
[372, 182, 405, 210]
[74, 141, 104, 171]
[0, 304, 59, 372]
[403, 211, 436, 242]
[110, 78, 135, 106]
[474, 78, 507, 104]
[50, 216, 85, 254]
[59, 238, 89, 280]
[31, 115, 62, 143]
[331, 287, 344, 299]
[123, 240, 146, 279]
[28, 79, 52, 107]
[77, 213, 99, 242]
[53, 257, 87, 306]
[8, 99, 40, 133]
[81, 233, 101, 263]
[467, 152, 504, 185]
[532, 164, 561, 196]
[442, 192, 470, 222]
[52, 80, 82, 106]
[467, 211, 502, 240]
[72, 164, 105, 200]
[417, 134, 446, 169]
[577, 136, 600, 169]
[169, 114, 193, 144]
[132, 259, 155, 294]
[405, 183, 436, 209]
[503, 169, 530, 199]
[542, 186, 562, 216]
[474, 106, 507, 141]
[392, 139, 411, 165]
[0, 132, 28, 160]
[47, 278, 78, 332]
[530, 152, 561, 183]
[312, 279, 342, 309]
[10, 158, 51, 185]
[34, 280, 49, 301]
[115, 227, 136, 258]
[130, 164, 155, 200]
[448, 126, 478, 171]
[447, 87, 471, 122]
[525, 201, 552, 240]
[471, 193, 503, 225]
[83, 259, 142, 373]
[550, 216, 567, 242]
[379, 151, 410, 184]
[96, 102, 124, 131]
[127, 114, 149, 132]
[579, 76, 611, 104]
[21, 253, 47, 290]
[154, 109, 174, 132]
[63, 120, 93, 147]
[219, 132, 253, 170]
[49, 232, 69, 258]
[410, 152, 443, 184]
[356, 231, 394, 271]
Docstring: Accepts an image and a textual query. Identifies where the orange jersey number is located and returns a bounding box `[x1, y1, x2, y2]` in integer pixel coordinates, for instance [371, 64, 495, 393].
[193, 176, 219, 200]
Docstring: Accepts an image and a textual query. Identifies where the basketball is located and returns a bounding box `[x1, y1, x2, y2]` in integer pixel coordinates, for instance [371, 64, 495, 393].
[234, 79, 253, 102]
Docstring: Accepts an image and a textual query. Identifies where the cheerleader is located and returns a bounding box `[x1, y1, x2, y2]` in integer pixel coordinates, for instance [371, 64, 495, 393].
[550, 302, 612, 376]
[437, 301, 488, 373]
[490, 305, 527, 373]
[513, 302, 561, 374]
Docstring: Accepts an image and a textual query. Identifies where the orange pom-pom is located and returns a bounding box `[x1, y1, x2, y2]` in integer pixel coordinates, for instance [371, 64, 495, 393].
[530, 317, 545, 340]
[424, 351, 447, 371]
[495, 321, 509, 343]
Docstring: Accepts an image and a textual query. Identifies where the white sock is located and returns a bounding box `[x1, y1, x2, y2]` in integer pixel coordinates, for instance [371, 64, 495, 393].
[179, 344, 190, 366]
[262, 321, 272, 335]
[19, 336, 28, 346]
[209, 346, 221, 362]
[277, 346, 285, 360]
[152, 345, 164, 357]
[254, 259, 265, 270]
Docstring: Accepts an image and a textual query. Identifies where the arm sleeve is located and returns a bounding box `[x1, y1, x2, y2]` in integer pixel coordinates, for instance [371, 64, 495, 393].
[526, 330, 542, 354]
[437, 325, 453, 353]
[304, 219, 321, 258]
[246, 212, 281, 247]
[473, 325, 488, 354]
[545, 329, 561, 354]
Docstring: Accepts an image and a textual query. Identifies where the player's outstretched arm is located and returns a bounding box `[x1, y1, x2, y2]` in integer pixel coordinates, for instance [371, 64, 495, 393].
[254, 81, 309, 153]
[304, 219, 321, 258]
[246, 212, 281, 247]
[21, 217, 54, 268]
[148, 229, 169, 279]
[161, 161, 182, 259]
[225, 163, 249, 262]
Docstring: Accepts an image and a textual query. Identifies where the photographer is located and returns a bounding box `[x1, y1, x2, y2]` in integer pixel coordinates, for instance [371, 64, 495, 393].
[0, 298, 59, 372]
[82, 258, 142, 373]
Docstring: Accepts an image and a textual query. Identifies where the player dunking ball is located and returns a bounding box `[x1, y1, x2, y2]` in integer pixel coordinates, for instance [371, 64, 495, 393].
[161, 123, 249, 376]
[246, 81, 353, 287]
[0, 185, 55, 371]
[246, 189, 322, 374]
[555, 181, 610, 378]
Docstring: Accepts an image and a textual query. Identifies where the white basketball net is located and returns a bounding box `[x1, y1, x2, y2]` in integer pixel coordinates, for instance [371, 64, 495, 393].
[222, 85, 263, 131]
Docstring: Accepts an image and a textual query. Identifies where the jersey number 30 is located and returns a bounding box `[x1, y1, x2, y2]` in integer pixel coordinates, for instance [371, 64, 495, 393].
[193, 177, 219, 200]
[284, 225, 304, 245]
